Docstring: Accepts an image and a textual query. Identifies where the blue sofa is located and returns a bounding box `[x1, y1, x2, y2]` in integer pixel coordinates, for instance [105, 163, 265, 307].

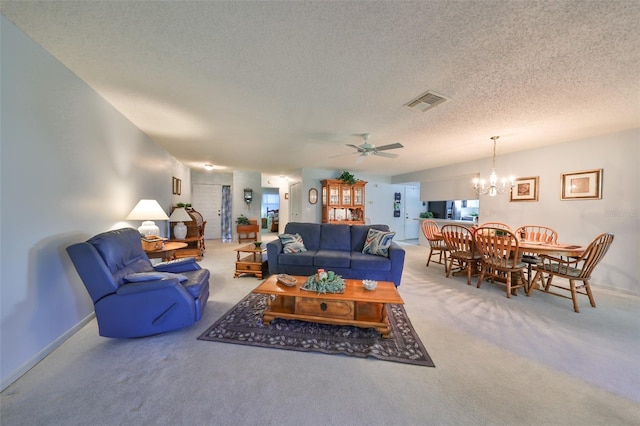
[267, 222, 405, 286]
[66, 228, 210, 338]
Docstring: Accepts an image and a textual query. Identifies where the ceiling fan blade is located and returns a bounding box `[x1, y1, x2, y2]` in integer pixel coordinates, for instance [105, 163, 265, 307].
[374, 143, 404, 151]
[345, 143, 365, 152]
[374, 151, 399, 158]
[329, 151, 359, 158]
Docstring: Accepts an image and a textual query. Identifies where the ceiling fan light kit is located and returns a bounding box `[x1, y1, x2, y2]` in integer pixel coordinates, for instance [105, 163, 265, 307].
[336, 133, 404, 160]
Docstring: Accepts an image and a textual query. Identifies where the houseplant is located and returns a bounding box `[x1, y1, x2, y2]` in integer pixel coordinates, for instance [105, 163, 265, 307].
[236, 214, 251, 225]
[338, 171, 356, 185]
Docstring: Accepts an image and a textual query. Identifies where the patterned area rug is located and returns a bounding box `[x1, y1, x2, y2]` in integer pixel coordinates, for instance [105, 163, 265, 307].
[198, 292, 435, 367]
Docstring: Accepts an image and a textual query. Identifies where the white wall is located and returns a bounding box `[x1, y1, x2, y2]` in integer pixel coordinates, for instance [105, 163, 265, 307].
[0, 17, 190, 390]
[232, 171, 262, 237]
[394, 130, 640, 295]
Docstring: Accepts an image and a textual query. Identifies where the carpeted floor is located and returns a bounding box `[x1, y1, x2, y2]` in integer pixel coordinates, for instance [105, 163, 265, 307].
[198, 292, 435, 367]
[1, 237, 639, 425]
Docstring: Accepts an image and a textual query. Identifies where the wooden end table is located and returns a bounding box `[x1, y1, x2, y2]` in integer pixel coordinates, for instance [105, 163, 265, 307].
[234, 244, 267, 279]
[252, 275, 404, 337]
[144, 241, 188, 261]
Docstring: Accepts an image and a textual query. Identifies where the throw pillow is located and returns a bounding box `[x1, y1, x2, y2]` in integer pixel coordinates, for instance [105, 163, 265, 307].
[279, 233, 307, 253]
[124, 272, 188, 283]
[362, 228, 396, 257]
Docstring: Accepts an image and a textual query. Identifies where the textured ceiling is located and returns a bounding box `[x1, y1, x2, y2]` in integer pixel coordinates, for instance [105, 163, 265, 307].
[2, 0, 639, 177]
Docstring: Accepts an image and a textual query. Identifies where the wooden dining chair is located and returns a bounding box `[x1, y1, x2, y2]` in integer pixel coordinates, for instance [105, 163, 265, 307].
[527, 233, 614, 312]
[440, 224, 481, 285]
[515, 225, 559, 284]
[421, 220, 449, 273]
[478, 221, 512, 231]
[474, 227, 527, 298]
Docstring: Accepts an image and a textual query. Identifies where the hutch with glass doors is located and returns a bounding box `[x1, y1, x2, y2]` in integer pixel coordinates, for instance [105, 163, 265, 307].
[321, 179, 367, 224]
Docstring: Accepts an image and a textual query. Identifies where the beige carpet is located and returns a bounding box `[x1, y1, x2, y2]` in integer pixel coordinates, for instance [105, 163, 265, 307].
[1, 235, 639, 425]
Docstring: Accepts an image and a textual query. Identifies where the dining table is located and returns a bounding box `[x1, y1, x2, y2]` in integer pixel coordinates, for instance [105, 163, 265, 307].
[518, 241, 585, 291]
[434, 231, 586, 290]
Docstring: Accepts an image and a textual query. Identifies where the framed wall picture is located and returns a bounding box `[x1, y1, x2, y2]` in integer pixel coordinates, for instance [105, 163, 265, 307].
[172, 177, 181, 195]
[561, 169, 602, 200]
[510, 176, 539, 202]
[308, 188, 318, 204]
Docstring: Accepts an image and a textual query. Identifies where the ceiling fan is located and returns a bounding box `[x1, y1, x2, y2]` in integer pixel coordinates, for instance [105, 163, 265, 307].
[332, 133, 404, 159]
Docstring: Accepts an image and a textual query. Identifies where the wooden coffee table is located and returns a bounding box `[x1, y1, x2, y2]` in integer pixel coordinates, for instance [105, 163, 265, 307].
[252, 275, 404, 337]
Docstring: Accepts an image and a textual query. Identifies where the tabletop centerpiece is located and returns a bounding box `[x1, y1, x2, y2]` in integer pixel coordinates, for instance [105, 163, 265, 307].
[301, 269, 345, 294]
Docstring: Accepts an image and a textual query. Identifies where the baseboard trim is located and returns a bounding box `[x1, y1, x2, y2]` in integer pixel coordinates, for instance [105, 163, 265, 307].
[1, 312, 95, 392]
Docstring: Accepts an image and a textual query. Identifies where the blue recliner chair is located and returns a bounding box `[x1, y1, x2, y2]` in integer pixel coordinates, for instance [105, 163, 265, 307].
[66, 228, 210, 338]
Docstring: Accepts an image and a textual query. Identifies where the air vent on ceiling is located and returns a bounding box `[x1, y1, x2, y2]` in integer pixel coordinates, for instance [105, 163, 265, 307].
[404, 91, 448, 112]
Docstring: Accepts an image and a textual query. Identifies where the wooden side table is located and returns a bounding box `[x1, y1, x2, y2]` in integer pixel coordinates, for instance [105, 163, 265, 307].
[234, 244, 267, 279]
[144, 242, 188, 262]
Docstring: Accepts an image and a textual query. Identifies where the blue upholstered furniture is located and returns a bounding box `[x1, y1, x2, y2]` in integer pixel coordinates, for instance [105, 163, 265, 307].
[267, 222, 405, 286]
[66, 228, 210, 338]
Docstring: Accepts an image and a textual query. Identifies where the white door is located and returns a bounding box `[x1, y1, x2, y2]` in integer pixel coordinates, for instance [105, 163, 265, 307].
[192, 184, 222, 239]
[404, 186, 421, 240]
[289, 182, 302, 222]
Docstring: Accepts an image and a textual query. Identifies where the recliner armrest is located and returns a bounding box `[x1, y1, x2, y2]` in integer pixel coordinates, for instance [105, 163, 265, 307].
[116, 279, 180, 295]
[154, 257, 200, 273]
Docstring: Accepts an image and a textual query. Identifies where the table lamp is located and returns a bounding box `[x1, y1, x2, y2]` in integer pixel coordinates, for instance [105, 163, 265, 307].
[169, 207, 193, 240]
[125, 199, 169, 237]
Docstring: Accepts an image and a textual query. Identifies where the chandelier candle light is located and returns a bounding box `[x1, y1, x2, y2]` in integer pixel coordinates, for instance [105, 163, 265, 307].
[473, 136, 515, 197]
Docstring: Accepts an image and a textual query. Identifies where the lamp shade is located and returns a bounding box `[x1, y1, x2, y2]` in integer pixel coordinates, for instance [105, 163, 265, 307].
[126, 199, 169, 237]
[169, 207, 193, 222]
[126, 199, 170, 221]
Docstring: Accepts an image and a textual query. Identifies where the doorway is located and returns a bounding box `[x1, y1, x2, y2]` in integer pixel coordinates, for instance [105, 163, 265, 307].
[403, 185, 421, 240]
[192, 183, 222, 239]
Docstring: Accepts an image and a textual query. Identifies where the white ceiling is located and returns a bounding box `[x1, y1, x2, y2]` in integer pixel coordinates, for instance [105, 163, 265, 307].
[2, 1, 639, 177]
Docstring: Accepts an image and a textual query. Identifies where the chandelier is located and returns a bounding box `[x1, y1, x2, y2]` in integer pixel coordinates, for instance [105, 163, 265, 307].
[472, 136, 515, 197]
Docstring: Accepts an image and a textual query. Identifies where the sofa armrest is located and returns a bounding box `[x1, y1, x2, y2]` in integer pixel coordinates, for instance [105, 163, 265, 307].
[388, 242, 406, 286]
[267, 239, 283, 275]
[116, 279, 181, 295]
[154, 257, 200, 273]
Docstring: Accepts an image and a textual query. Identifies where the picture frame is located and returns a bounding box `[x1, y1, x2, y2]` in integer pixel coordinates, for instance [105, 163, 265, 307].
[510, 176, 539, 202]
[172, 177, 181, 195]
[561, 169, 602, 200]
[308, 188, 318, 204]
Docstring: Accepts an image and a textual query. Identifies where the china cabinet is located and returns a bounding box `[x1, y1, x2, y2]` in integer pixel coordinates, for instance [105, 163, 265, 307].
[320, 179, 367, 224]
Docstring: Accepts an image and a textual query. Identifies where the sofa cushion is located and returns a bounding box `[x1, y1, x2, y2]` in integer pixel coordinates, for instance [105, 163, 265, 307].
[314, 249, 351, 268]
[124, 272, 188, 283]
[283, 223, 321, 250]
[89, 228, 154, 275]
[351, 224, 390, 252]
[362, 228, 396, 257]
[279, 233, 307, 253]
[320, 224, 351, 251]
[278, 251, 316, 267]
[351, 251, 392, 271]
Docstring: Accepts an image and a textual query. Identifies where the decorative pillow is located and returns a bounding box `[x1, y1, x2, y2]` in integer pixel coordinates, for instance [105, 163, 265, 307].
[362, 228, 396, 257]
[124, 272, 188, 283]
[279, 233, 307, 254]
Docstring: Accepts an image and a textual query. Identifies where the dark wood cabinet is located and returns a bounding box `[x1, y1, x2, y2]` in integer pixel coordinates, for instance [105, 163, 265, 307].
[169, 207, 206, 260]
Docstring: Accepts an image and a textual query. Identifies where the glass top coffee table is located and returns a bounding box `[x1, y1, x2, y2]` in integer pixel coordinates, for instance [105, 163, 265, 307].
[252, 275, 404, 337]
